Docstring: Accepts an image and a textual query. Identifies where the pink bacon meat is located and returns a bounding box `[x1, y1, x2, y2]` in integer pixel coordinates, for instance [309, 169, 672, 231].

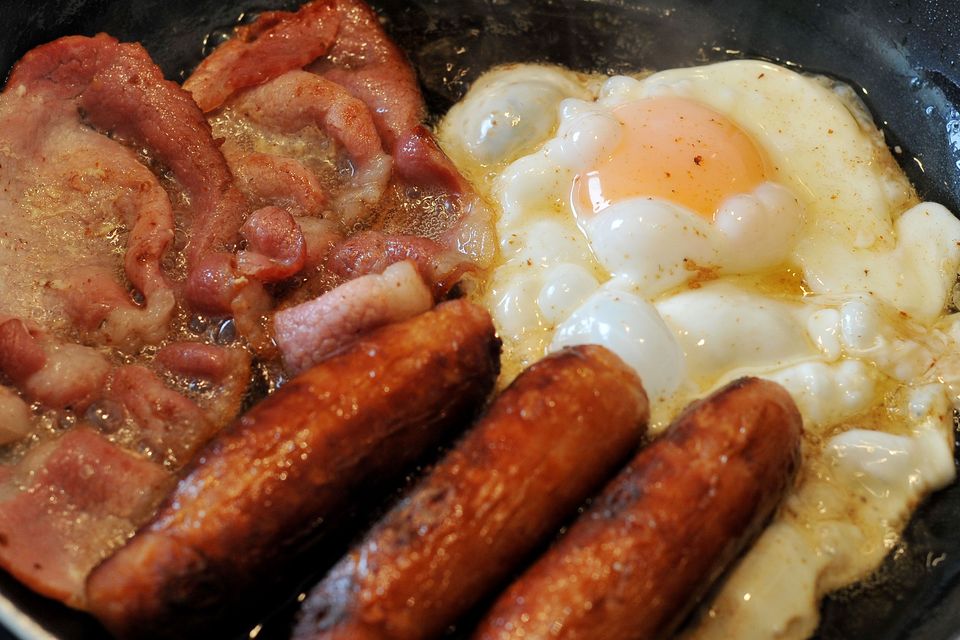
[6, 33, 248, 319]
[0, 80, 175, 351]
[0, 35, 255, 610]
[184, 0, 494, 300]
[0, 428, 172, 608]
[185, 0, 341, 114]
[274, 260, 432, 374]
[6, 33, 303, 325]
[226, 148, 329, 217]
[229, 70, 393, 223]
[0, 319, 111, 412]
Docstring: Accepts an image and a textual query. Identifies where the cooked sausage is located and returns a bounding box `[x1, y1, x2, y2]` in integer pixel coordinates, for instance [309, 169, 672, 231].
[473, 377, 803, 640]
[293, 345, 650, 640]
[85, 299, 500, 639]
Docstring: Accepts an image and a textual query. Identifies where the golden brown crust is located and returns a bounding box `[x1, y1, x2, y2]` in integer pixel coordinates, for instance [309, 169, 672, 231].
[473, 377, 803, 640]
[293, 345, 650, 640]
[85, 299, 500, 638]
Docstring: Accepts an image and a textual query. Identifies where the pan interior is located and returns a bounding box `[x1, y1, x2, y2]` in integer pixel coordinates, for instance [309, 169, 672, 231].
[0, 1, 958, 639]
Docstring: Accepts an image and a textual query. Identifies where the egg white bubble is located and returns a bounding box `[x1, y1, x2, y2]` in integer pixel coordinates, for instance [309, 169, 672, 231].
[712, 183, 804, 269]
[551, 287, 686, 403]
[829, 424, 955, 491]
[499, 218, 595, 268]
[495, 155, 573, 229]
[654, 282, 818, 386]
[838, 297, 884, 351]
[584, 183, 803, 296]
[798, 201, 960, 322]
[765, 360, 877, 428]
[597, 74, 645, 101]
[494, 104, 622, 231]
[906, 383, 946, 421]
[437, 64, 595, 168]
[584, 199, 716, 294]
[552, 100, 621, 170]
[537, 263, 600, 325]
[489, 268, 543, 342]
[806, 308, 842, 360]
[832, 295, 943, 381]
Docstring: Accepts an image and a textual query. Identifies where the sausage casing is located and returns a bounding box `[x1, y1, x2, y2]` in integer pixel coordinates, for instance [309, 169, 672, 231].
[85, 299, 500, 638]
[293, 345, 650, 640]
[473, 377, 803, 640]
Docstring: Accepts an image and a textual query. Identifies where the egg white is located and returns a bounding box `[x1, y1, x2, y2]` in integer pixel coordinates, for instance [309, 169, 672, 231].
[439, 59, 960, 639]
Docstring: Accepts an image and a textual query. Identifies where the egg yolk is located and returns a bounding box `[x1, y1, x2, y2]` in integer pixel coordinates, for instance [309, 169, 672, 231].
[573, 96, 768, 220]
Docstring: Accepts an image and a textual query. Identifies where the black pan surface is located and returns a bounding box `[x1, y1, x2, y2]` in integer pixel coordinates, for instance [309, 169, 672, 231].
[1, 0, 959, 638]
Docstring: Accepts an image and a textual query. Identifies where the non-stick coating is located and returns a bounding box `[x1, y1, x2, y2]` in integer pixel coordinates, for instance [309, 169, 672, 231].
[1, 0, 959, 639]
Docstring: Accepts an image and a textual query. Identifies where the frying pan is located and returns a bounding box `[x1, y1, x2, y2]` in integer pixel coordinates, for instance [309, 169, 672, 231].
[1, 0, 959, 638]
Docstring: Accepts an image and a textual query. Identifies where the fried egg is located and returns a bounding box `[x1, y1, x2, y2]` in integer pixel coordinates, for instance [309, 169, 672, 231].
[439, 60, 960, 639]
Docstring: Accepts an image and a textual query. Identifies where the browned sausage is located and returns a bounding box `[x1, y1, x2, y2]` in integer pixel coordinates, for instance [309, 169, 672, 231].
[85, 299, 500, 639]
[293, 345, 650, 640]
[473, 377, 803, 640]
